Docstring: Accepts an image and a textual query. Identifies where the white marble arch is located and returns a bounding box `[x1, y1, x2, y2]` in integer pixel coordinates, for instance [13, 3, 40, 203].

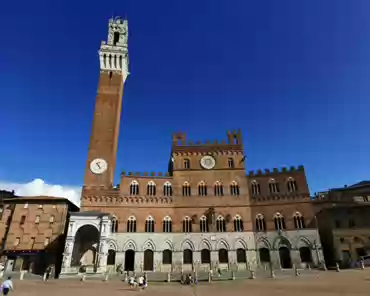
[181, 239, 195, 251]
[273, 235, 292, 250]
[235, 238, 248, 250]
[216, 239, 230, 250]
[198, 239, 212, 251]
[123, 239, 138, 251]
[106, 239, 118, 251]
[142, 239, 156, 251]
[296, 236, 312, 249]
[255, 236, 272, 249]
[74, 222, 100, 234]
[163, 240, 174, 251]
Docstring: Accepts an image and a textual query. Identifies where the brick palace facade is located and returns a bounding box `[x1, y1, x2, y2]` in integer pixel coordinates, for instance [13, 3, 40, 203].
[60, 17, 324, 276]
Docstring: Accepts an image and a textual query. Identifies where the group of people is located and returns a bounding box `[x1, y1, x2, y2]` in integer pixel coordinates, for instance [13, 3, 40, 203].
[129, 274, 147, 289]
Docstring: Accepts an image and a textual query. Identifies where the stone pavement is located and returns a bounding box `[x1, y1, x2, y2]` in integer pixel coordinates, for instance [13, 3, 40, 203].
[7, 269, 370, 296]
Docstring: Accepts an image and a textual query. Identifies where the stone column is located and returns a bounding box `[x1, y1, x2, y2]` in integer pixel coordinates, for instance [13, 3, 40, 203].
[228, 250, 237, 265]
[135, 252, 144, 272]
[270, 250, 280, 269]
[97, 240, 108, 273]
[172, 251, 183, 272]
[116, 252, 125, 272]
[154, 252, 162, 271]
[193, 251, 201, 264]
[61, 239, 75, 274]
[246, 250, 258, 270]
[290, 250, 301, 268]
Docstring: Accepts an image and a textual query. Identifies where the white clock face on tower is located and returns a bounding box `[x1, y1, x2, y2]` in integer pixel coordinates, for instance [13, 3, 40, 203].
[200, 156, 216, 170]
[90, 158, 108, 175]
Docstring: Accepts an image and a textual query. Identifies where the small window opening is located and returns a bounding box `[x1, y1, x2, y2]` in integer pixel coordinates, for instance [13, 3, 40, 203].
[113, 32, 120, 45]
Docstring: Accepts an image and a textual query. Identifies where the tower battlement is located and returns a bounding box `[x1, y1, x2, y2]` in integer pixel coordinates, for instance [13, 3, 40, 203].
[172, 130, 243, 147]
[247, 165, 304, 177]
[99, 16, 129, 80]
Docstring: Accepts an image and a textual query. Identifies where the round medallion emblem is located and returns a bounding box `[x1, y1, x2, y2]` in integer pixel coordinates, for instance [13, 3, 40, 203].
[200, 156, 216, 170]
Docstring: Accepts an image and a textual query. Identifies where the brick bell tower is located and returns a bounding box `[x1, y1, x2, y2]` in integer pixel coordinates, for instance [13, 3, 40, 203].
[83, 17, 129, 190]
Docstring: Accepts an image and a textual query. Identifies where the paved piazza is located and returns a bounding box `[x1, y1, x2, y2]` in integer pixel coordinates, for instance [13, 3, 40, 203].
[9, 270, 370, 296]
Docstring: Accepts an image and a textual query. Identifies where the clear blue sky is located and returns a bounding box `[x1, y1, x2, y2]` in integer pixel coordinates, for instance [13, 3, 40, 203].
[0, 0, 369, 194]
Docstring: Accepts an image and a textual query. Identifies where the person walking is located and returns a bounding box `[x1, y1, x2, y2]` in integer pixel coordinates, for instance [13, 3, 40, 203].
[1, 276, 13, 295]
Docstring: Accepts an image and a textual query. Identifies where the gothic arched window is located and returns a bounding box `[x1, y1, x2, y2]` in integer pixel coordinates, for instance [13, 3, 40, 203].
[200, 215, 209, 233]
[287, 178, 298, 193]
[293, 212, 305, 229]
[269, 179, 280, 194]
[255, 214, 266, 232]
[274, 213, 285, 231]
[111, 217, 118, 233]
[214, 181, 224, 196]
[233, 215, 243, 232]
[127, 216, 136, 233]
[163, 182, 172, 197]
[129, 180, 139, 196]
[230, 181, 240, 196]
[182, 216, 192, 233]
[182, 182, 191, 196]
[162, 216, 172, 233]
[145, 216, 155, 233]
[198, 181, 207, 196]
[216, 215, 226, 232]
[251, 181, 260, 196]
[147, 181, 156, 196]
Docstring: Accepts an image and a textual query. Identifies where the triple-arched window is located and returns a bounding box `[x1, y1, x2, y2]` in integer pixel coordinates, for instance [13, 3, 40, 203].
[147, 181, 156, 196]
[182, 216, 192, 233]
[214, 181, 223, 196]
[251, 180, 260, 196]
[162, 216, 172, 232]
[198, 181, 207, 196]
[182, 182, 191, 196]
[200, 215, 209, 232]
[287, 178, 298, 193]
[216, 215, 226, 232]
[127, 216, 136, 232]
[293, 212, 305, 229]
[230, 181, 240, 196]
[274, 213, 285, 230]
[255, 214, 266, 232]
[163, 181, 172, 197]
[233, 215, 243, 232]
[145, 216, 155, 232]
[129, 180, 139, 195]
[269, 179, 280, 194]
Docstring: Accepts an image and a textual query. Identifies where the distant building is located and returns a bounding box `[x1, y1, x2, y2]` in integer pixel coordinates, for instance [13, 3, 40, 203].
[0, 196, 78, 277]
[314, 181, 370, 267]
[0, 190, 17, 199]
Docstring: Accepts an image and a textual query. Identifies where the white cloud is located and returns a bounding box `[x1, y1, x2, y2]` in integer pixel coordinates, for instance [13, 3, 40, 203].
[0, 179, 81, 207]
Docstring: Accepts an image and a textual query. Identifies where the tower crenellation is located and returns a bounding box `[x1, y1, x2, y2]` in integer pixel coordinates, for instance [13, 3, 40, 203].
[99, 17, 129, 81]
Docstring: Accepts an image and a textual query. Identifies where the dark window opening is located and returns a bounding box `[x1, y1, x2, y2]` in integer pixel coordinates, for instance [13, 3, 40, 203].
[228, 158, 234, 168]
[113, 32, 120, 45]
[20, 215, 26, 226]
[162, 249, 172, 264]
